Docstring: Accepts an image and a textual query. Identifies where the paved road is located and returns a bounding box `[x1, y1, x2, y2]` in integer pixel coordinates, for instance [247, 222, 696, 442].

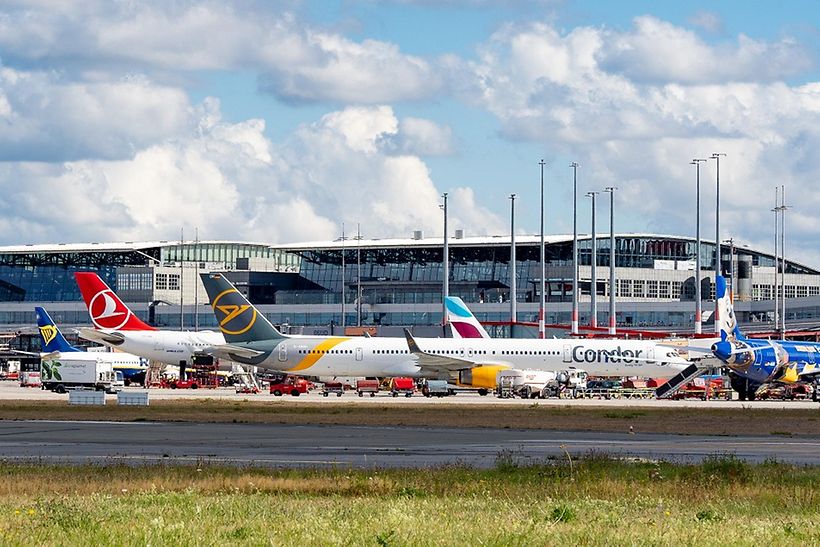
[1, 421, 817, 468]
[3, 383, 819, 408]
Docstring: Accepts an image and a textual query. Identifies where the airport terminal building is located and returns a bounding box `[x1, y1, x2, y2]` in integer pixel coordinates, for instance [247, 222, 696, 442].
[1, 233, 820, 341]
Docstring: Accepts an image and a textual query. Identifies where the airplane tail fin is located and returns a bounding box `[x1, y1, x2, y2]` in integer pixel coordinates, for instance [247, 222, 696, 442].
[35, 307, 81, 353]
[74, 272, 156, 331]
[445, 297, 491, 339]
[200, 272, 286, 343]
[716, 275, 744, 342]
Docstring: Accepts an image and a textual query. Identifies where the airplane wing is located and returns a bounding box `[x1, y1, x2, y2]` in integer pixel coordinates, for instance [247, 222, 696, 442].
[208, 344, 265, 360]
[403, 328, 476, 372]
[9, 349, 61, 359]
[77, 327, 125, 345]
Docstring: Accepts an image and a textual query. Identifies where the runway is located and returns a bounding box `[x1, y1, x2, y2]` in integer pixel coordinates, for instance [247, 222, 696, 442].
[1, 420, 818, 468]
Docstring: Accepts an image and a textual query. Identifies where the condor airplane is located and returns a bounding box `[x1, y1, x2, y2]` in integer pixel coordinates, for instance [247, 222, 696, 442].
[28, 307, 148, 383]
[200, 273, 692, 388]
[659, 275, 820, 401]
[73, 272, 247, 366]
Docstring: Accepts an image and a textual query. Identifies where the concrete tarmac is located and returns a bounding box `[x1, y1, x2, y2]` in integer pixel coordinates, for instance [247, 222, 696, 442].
[1, 420, 818, 468]
[3, 383, 819, 408]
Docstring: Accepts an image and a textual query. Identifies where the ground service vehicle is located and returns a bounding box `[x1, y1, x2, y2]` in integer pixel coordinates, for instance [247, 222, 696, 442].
[389, 377, 415, 397]
[496, 369, 556, 399]
[421, 379, 451, 397]
[41, 355, 117, 393]
[356, 379, 380, 397]
[322, 381, 345, 397]
[270, 377, 308, 396]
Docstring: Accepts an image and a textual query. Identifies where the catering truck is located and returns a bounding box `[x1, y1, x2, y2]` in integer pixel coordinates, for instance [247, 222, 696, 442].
[41, 355, 118, 394]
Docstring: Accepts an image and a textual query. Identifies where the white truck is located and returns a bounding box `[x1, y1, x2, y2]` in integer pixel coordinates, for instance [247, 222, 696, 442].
[41, 355, 118, 394]
[496, 368, 588, 399]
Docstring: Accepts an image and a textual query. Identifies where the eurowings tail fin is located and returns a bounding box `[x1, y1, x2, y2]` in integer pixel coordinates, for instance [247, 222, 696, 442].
[35, 307, 81, 353]
[716, 275, 744, 342]
[445, 297, 491, 339]
[74, 272, 156, 331]
[200, 272, 286, 343]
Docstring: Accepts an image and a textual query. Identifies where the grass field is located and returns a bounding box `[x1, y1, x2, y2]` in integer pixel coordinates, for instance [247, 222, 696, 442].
[0, 456, 817, 545]
[1, 399, 820, 436]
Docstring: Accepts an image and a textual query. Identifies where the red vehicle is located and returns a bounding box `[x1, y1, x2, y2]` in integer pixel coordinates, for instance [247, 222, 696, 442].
[389, 377, 415, 397]
[270, 377, 309, 396]
[167, 379, 200, 389]
[356, 379, 380, 397]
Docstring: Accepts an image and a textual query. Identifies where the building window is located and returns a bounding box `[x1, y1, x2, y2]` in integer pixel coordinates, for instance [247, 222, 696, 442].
[618, 279, 631, 298]
[169, 274, 180, 291]
[810, 286, 820, 297]
[660, 281, 672, 299]
[647, 280, 658, 299]
[798, 286, 808, 298]
[671, 281, 682, 299]
[633, 280, 645, 298]
[156, 273, 168, 290]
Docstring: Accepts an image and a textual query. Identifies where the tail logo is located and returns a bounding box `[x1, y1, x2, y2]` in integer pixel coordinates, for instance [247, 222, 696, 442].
[212, 289, 257, 335]
[39, 325, 57, 345]
[88, 290, 132, 330]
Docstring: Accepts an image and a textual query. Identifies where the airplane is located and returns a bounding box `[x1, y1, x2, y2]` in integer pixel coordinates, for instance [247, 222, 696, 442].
[656, 275, 820, 400]
[697, 275, 820, 401]
[73, 272, 232, 370]
[32, 306, 148, 383]
[200, 272, 693, 390]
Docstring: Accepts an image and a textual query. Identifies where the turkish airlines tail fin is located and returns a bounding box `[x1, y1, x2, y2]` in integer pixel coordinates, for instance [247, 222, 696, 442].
[74, 272, 156, 331]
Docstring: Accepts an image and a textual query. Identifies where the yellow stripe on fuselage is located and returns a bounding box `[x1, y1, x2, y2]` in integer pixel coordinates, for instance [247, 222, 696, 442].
[287, 338, 350, 372]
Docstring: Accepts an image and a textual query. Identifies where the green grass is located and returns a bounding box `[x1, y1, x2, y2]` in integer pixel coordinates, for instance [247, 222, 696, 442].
[0, 456, 817, 545]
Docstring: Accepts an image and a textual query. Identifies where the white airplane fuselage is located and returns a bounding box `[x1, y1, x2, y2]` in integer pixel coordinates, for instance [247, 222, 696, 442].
[233, 335, 690, 379]
[82, 329, 226, 365]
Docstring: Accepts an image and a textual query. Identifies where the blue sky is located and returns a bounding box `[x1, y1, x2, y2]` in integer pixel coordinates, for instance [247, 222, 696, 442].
[1, 1, 820, 265]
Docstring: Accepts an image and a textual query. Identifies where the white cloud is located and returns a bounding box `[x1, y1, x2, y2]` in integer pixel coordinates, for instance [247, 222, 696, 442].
[0, 68, 194, 161]
[0, 2, 439, 104]
[0, 99, 503, 245]
[458, 18, 820, 266]
[378, 117, 455, 156]
[689, 10, 723, 34]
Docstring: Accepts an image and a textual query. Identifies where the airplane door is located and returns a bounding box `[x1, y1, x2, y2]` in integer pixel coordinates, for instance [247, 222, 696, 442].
[278, 344, 287, 362]
[646, 347, 655, 362]
[563, 345, 572, 363]
[355, 347, 363, 361]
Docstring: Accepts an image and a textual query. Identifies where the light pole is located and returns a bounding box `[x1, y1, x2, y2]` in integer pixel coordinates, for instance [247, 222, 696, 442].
[604, 186, 617, 336]
[442, 192, 449, 328]
[340, 223, 346, 329]
[356, 223, 362, 327]
[711, 153, 726, 335]
[586, 191, 599, 329]
[772, 187, 779, 332]
[539, 160, 546, 339]
[691, 158, 707, 335]
[509, 193, 517, 325]
[779, 185, 789, 339]
[571, 162, 579, 336]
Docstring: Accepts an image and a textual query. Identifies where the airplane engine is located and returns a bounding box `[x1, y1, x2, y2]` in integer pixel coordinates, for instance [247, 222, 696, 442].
[458, 365, 510, 389]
